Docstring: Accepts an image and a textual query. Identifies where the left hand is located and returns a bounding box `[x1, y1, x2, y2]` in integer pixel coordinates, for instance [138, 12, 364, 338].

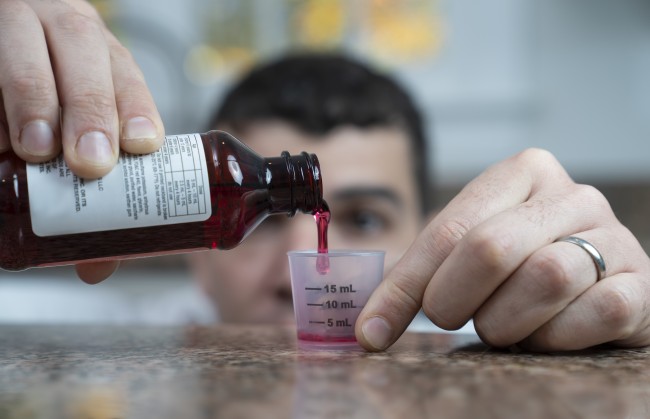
[0, 0, 165, 284]
[356, 148, 650, 352]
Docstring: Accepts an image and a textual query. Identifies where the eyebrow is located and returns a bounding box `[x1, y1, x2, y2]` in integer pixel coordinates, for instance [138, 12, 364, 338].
[329, 186, 403, 208]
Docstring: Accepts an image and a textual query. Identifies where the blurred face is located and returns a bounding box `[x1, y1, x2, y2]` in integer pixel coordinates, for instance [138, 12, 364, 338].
[189, 121, 424, 324]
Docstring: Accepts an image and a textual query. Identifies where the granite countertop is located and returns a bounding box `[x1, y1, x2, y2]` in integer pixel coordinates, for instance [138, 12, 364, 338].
[1, 324, 649, 419]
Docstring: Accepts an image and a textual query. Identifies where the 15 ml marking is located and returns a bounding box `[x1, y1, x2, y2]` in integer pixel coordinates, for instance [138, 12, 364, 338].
[323, 284, 357, 293]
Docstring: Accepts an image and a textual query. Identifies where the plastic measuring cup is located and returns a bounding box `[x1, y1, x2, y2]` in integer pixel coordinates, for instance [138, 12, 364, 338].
[288, 250, 385, 349]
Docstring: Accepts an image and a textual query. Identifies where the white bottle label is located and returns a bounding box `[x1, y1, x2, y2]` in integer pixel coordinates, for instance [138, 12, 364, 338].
[26, 133, 212, 237]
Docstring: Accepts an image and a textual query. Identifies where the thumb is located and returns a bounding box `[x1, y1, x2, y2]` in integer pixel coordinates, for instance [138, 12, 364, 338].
[355, 239, 439, 351]
[75, 260, 120, 284]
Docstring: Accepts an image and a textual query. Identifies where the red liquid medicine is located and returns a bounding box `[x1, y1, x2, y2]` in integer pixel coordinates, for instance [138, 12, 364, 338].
[313, 203, 330, 274]
[297, 331, 357, 343]
[0, 131, 324, 271]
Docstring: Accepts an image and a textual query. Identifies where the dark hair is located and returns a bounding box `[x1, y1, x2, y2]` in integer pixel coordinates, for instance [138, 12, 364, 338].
[210, 53, 432, 214]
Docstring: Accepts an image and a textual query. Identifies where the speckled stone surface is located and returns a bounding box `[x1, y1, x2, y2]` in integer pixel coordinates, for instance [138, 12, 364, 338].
[1, 325, 650, 419]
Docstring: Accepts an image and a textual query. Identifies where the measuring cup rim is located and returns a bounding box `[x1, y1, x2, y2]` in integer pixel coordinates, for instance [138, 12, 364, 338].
[287, 250, 385, 257]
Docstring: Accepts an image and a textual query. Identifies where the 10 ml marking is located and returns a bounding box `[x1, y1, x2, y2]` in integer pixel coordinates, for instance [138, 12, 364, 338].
[307, 300, 358, 309]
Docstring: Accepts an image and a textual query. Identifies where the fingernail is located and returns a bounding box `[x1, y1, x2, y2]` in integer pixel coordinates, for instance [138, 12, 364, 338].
[361, 317, 392, 350]
[76, 131, 114, 166]
[20, 120, 55, 156]
[123, 116, 158, 141]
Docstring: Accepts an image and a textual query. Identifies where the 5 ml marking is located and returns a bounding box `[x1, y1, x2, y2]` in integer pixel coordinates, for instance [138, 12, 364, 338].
[308, 319, 353, 327]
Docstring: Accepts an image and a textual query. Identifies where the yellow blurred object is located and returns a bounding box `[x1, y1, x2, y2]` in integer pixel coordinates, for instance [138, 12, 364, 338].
[10, 384, 126, 419]
[184, 44, 255, 84]
[368, 0, 443, 62]
[184, 44, 225, 85]
[65, 387, 126, 419]
[293, 0, 346, 47]
[288, 0, 443, 64]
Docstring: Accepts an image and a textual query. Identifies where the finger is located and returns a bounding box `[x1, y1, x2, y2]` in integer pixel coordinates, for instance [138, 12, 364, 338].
[0, 1, 60, 161]
[473, 226, 633, 347]
[519, 272, 650, 351]
[422, 184, 616, 330]
[104, 31, 164, 154]
[75, 261, 120, 284]
[356, 149, 572, 351]
[56, 0, 163, 153]
[31, 1, 119, 178]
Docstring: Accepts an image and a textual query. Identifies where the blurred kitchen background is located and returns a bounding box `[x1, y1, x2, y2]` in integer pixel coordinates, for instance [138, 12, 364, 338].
[1, 0, 649, 325]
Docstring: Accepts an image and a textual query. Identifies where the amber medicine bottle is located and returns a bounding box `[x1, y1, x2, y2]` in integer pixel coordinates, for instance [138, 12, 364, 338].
[0, 131, 323, 270]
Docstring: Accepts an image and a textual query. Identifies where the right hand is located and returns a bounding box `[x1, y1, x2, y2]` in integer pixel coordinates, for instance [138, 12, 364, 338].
[356, 149, 650, 352]
[0, 0, 165, 283]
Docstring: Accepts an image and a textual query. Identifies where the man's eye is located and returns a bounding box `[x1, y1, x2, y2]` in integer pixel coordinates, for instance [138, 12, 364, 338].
[338, 209, 389, 233]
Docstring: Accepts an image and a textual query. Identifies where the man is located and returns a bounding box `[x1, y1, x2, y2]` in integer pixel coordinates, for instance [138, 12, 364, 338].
[188, 54, 428, 326]
[2, 0, 650, 352]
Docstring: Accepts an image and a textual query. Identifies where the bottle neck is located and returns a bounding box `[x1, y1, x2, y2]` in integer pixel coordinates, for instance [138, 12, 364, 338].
[265, 152, 323, 215]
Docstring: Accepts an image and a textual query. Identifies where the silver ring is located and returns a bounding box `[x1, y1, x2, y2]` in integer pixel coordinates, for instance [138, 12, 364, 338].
[556, 236, 606, 281]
